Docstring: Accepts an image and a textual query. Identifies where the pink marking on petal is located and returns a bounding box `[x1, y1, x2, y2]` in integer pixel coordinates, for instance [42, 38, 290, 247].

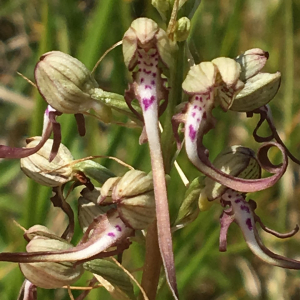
[235, 199, 241, 203]
[200, 97, 203, 102]
[195, 96, 199, 100]
[143, 69, 152, 74]
[197, 118, 200, 122]
[141, 78, 144, 83]
[189, 125, 197, 141]
[203, 112, 207, 119]
[192, 112, 196, 117]
[151, 80, 155, 85]
[246, 218, 253, 231]
[240, 205, 250, 213]
[145, 85, 152, 89]
[142, 96, 155, 111]
[108, 232, 116, 237]
[194, 105, 197, 109]
[115, 225, 122, 232]
[152, 73, 156, 77]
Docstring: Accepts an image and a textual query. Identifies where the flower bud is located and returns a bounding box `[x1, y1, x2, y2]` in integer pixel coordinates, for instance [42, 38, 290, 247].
[204, 146, 261, 199]
[174, 17, 191, 42]
[78, 188, 114, 233]
[122, 18, 175, 71]
[152, 0, 171, 20]
[174, 176, 204, 230]
[19, 228, 84, 289]
[35, 51, 112, 122]
[20, 137, 74, 187]
[100, 170, 156, 230]
[230, 72, 281, 112]
[235, 48, 269, 82]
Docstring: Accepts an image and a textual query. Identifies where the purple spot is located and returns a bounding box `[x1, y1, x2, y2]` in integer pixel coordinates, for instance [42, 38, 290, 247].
[108, 232, 116, 237]
[145, 85, 152, 89]
[198, 107, 202, 111]
[192, 112, 196, 117]
[195, 96, 199, 100]
[235, 199, 241, 203]
[141, 78, 144, 83]
[200, 97, 203, 102]
[194, 105, 197, 109]
[151, 80, 155, 85]
[228, 195, 232, 198]
[151, 52, 157, 57]
[144, 61, 153, 67]
[152, 72, 156, 77]
[138, 53, 142, 59]
[143, 69, 152, 74]
[245, 218, 253, 231]
[240, 205, 250, 213]
[115, 225, 122, 232]
[143, 96, 155, 111]
[197, 118, 200, 122]
[189, 124, 197, 141]
[155, 57, 158, 61]
[138, 68, 142, 72]
[203, 112, 207, 119]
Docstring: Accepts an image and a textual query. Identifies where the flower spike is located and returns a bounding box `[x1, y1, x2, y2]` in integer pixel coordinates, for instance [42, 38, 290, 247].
[202, 146, 300, 269]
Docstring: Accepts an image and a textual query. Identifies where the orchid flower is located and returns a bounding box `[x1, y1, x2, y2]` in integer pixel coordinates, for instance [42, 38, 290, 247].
[172, 55, 287, 199]
[122, 17, 179, 297]
[0, 170, 155, 265]
[198, 145, 300, 269]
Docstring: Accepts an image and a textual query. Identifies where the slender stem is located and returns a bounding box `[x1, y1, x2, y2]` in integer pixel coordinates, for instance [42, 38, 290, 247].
[161, 42, 184, 172]
[139, 222, 161, 300]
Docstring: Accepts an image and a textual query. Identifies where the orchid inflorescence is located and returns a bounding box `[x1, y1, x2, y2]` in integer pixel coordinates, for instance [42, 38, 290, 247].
[1, 1, 300, 299]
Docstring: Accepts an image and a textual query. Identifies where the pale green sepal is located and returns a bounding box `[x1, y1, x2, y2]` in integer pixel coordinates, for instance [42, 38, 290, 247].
[230, 72, 281, 112]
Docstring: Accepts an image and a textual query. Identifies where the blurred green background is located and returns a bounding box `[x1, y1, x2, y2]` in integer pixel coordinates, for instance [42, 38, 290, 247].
[1, 0, 300, 299]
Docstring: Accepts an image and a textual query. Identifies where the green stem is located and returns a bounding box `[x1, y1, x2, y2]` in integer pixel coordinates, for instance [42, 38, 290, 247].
[161, 42, 184, 172]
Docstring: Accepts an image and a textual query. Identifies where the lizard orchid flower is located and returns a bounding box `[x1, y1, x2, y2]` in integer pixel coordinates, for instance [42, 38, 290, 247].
[202, 145, 300, 269]
[0, 170, 155, 265]
[173, 56, 287, 199]
[123, 17, 178, 297]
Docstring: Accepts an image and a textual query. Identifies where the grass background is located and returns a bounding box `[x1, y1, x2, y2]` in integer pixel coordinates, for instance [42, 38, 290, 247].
[1, 0, 300, 299]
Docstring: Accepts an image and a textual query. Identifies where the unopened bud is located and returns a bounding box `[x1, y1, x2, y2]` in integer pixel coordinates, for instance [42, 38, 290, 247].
[204, 146, 261, 199]
[152, 0, 171, 20]
[78, 188, 114, 233]
[100, 170, 156, 230]
[19, 227, 83, 289]
[35, 51, 112, 122]
[174, 17, 191, 42]
[20, 137, 74, 187]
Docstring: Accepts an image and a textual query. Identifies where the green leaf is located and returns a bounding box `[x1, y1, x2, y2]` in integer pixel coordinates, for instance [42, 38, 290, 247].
[83, 259, 136, 300]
